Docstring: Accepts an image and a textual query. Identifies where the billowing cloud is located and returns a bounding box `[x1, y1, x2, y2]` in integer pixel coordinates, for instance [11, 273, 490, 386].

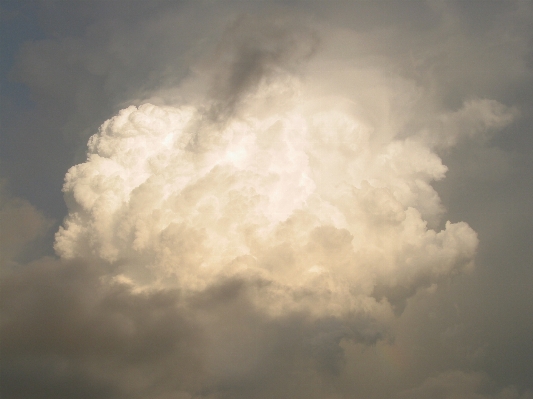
[2, 2, 532, 398]
[54, 25, 482, 342]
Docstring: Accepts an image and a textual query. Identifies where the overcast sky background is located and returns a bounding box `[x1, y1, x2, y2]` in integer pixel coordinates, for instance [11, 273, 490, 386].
[1, 1, 533, 399]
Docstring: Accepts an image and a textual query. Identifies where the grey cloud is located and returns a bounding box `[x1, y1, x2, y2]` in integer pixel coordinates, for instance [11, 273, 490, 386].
[203, 14, 318, 122]
[1, 196, 392, 399]
[0, 257, 387, 399]
[0, 262, 202, 399]
[0, 182, 54, 263]
[397, 370, 533, 399]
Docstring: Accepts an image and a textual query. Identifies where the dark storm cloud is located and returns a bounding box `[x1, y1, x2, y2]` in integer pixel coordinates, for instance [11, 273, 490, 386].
[1, 1, 533, 399]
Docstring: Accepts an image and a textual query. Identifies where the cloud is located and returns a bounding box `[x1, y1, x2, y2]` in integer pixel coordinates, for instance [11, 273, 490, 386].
[202, 14, 318, 122]
[32, 15, 506, 394]
[53, 24, 480, 348]
[398, 370, 533, 399]
[0, 259, 332, 398]
[3, 3, 533, 398]
[0, 258, 203, 399]
[0, 181, 53, 264]
[420, 99, 518, 149]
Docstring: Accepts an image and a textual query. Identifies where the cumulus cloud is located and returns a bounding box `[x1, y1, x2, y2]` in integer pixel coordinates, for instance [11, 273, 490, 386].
[0, 258, 203, 399]
[54, 25, 480, 344]
[3, 3, 532, 398]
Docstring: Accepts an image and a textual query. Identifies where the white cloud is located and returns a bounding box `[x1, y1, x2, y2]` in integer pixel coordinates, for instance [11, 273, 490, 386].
[55, 67, 478, 334]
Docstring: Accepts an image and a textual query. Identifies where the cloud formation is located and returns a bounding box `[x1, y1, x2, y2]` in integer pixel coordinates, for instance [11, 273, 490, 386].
[53, 24, 482, 349]
[2, 2, 532, 398]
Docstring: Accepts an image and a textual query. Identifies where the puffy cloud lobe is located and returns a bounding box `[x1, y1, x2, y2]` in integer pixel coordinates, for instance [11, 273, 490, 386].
[55, 78, 478, 329]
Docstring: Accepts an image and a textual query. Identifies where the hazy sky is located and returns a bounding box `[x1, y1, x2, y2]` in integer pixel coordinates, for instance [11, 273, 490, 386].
[1, 1, 532, 398]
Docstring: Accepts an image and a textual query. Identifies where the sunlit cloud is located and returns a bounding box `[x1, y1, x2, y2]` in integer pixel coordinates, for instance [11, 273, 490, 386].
[55, 31, 481, 334]
[2, 2, 532, 398]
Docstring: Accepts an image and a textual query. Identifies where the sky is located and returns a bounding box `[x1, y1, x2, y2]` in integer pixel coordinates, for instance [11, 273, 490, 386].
[1, 1, 533, 398]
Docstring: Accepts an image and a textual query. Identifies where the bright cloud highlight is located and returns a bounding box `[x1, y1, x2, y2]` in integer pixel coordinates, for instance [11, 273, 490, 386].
[55, 78, 478, 332]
